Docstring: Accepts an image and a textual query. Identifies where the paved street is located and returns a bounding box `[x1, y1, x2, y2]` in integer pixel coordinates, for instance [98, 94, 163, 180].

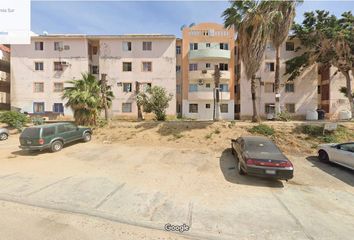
[0, 135, 353, 240]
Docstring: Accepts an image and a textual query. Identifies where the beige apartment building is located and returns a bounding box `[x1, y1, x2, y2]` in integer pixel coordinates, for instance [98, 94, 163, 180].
[10, 34, 176, 117]
[0, 45, 10, 110]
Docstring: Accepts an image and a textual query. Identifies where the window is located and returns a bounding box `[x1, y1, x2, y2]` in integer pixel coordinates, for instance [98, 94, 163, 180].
[286, 42, 295, 51]
[91, 65, 99, 74]
[285, 83, 295, 93]
[53, 103, 64, 113]
[176, 84, 181, 94]
[206, 63, 211, 68]
[264, 83, 275, 93]
[35, 62, 44, 71]
[142, 62, 152, 72]
[123, 83, 132, 92]
[265, 62, 275, 72]
[206, 83, 211, 88]
[53, 83, 64, 92]
[176, 46, 181, 54]
[220, 104, 228, 113]
[317, 85, 321, 94]
[189, 63, 198, 71]
[43, 127, 55, 137]
[189, 84, 198, 92]
[235, 104, 240, 113]
[92, 46, 98, 55]
[206, 104, 211, 109]
[220, 84, 229, 92]
[234, 84, 240, 94]
[54, 42, 63, 51]
[58, 124, 75, 133]
[122, 103, 132, 112]
[123, 41, 132, 51]
[34, 82, 44, 93]
[54, 62, 63, 71]
[189, 104, 198, 113]
[142, 41, 152, 51]
[33, 102, 45, 113]
[265, 103, 275, 114]
[123, 62, 132, 71]
[176, 65, 181, 72]
[190, 43, 198, 50]
[285, 103, 296, 113]
[206, 43, 211, 48]
[35, 41, 43, 51]
[141, 83, 152, 92]
[219, 63, 228, 71]
[220, 43, 229, 50]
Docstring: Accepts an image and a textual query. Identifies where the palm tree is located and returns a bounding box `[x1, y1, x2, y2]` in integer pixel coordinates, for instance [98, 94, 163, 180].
[62, 73, 113, 126]
[266, 1, 300, 115]
[223, 0, 272, 122]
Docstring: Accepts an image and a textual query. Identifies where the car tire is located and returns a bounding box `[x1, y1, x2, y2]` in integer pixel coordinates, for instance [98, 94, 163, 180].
[0, 133, 8, 141]
[238, 159, 246, 175]
[51, 140, 63, 152]
[318, 150, 329, 163]
[83, 132, 92, 142]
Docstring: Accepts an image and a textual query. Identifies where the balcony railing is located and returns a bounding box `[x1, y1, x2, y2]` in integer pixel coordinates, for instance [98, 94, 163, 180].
[189, 91, 230, 100]
[189, 70, 230, 80]
[189, 48, 231, 60]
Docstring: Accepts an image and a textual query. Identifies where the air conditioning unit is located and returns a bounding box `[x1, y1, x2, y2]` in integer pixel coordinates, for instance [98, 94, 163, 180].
[60, 61, 69, 66]
[198, 79, 204, 85]
[201, 69, 207, 74]
[64, 45, 70, 50]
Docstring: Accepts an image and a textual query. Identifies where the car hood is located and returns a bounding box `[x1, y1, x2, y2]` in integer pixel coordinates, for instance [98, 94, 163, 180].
[318, 143, 338, 148]
[245, 151, 288, 161]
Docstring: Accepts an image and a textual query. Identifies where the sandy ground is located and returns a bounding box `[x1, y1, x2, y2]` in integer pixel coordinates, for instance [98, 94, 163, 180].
[0, 121, 353, 239]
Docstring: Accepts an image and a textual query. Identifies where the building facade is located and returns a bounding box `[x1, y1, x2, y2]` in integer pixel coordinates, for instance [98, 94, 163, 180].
[10, 34, 176, 118]
[180, 23, 235, 120]
[0, 45, 10, 110]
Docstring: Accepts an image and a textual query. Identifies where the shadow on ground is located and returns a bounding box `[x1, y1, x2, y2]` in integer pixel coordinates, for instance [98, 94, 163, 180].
[11, 141, 85, 156]
[306, 156, 354, 187]
[219, 148, 284, 188]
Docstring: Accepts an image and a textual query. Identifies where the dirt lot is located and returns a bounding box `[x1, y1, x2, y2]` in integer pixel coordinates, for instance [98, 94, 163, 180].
[0, 121, 353, 240]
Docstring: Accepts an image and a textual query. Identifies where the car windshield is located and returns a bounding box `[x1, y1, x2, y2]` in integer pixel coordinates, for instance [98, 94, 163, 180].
[245, 140, 281, 153]
[21, 128, 40, 138]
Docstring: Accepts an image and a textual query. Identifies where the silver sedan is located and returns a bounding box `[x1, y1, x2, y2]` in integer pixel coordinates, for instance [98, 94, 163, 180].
[318, 142, 354, 170]
[0, 128, 9, 141]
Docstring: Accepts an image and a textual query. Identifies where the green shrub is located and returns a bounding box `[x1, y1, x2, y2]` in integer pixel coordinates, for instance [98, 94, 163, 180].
[32, 117, 44, 125]
[249, 124, 275, 136]
[205, 133, 213, 139]
[0, 111, 28, 130]
[214, 128, 221, 134]
[302, 125, 323, 137]
[276, 111, 292, 122]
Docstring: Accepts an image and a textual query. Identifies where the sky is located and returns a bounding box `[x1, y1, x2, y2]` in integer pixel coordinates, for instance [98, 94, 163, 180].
[31, 1, 354, 37]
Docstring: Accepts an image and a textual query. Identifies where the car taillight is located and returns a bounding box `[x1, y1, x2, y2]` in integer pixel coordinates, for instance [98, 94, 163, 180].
[280, 161, 293, 168]
[246, 159, 257, 166]
[38, 139, 44, 145]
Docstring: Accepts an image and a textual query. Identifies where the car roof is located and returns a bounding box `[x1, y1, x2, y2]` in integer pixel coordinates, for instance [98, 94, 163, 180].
[240, 136, 272, 142]
[29, 122, 75, 128]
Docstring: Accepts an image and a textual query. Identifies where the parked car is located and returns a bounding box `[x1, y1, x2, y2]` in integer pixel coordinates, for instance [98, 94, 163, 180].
[231, 136, 294, 180]
[19, 122, 92, 152]
[318, 142, 354, 170]
[0, 128, 9, 141]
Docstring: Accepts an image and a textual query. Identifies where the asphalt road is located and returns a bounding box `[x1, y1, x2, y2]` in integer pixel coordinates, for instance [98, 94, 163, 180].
[0, 135, 353, 240]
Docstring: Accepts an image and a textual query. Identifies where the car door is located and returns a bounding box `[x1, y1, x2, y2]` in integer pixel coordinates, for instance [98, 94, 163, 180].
[64, 123, 81, 142]
[335, 143, 354, 168]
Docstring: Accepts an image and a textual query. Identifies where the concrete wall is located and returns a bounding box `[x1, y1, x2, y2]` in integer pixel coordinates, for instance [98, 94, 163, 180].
[99, 37, 176, 117]
[11, 37, 89, 115]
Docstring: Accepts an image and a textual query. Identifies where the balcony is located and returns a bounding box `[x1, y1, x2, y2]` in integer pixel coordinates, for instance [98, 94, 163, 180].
[189, 70, 230, 80]
[189, 48, 231, 60]
[189, 91, 230, 101]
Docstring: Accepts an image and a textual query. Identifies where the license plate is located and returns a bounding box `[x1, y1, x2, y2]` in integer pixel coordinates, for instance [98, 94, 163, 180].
[26, 140, 32, 144]
[265, 170, 276, 175]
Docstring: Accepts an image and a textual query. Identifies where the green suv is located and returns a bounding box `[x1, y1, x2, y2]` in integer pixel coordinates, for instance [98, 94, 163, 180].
[19, 122, 92, 152]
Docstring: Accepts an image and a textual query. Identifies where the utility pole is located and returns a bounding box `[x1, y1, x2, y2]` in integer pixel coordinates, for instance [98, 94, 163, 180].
[135, 81, 143, 121]
[101, 73, 109, 122]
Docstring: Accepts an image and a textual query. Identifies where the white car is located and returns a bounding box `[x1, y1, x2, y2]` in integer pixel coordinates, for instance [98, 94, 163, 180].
[318, 142, 354, 170]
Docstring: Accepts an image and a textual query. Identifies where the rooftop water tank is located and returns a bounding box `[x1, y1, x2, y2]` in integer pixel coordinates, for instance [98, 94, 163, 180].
[306, 110, 318, 121]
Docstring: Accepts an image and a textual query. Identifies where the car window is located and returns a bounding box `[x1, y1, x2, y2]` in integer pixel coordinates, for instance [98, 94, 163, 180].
[21, 128, 40, 138]
[57, 124, 76, 133]
[339, 143, 354, 153]
[42, 127, 55, 137]
[245, 140, 281, 153]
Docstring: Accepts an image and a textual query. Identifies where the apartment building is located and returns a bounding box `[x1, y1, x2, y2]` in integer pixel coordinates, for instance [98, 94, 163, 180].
[10, 34, 176, 118]
[0, 45, 10, 110]
[180, 23, 235, 120]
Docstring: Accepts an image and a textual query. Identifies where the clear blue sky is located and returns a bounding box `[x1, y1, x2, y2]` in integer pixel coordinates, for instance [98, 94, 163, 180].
[31, 1, 354, 37]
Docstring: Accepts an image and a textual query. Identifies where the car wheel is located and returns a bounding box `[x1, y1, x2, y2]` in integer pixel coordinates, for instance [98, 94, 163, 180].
[51, 140, 63, 152]
[318, 150, 329, 163]
[83, 132, 92, 142]
[0, 133, 8, 141]
[238, 159, 246, 175]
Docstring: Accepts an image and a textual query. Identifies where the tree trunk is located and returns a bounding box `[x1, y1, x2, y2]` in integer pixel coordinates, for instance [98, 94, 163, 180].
[274, 46, 281, 115]
[101, 74, 109, 123]
[343, 71, 354, 117]
[251, 77, 260, 122]
[135, 81, 143, 121]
